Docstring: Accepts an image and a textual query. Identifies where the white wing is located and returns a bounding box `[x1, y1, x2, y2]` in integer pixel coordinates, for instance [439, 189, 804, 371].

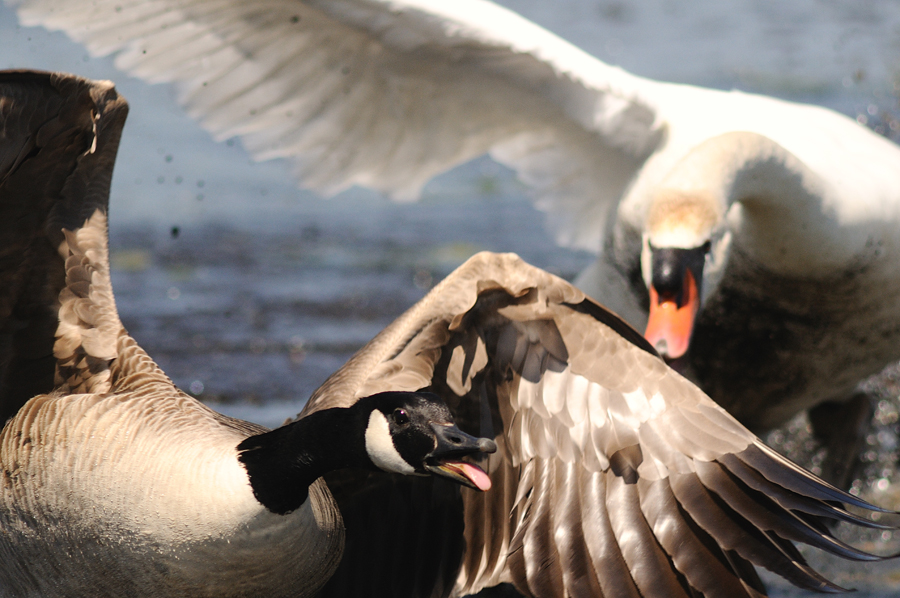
[9, 0, 667, 250]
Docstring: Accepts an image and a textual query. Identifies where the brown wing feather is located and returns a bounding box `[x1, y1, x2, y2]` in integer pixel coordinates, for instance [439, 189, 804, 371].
[0, 70, 128, 419]
[311, 251, 894, 598]
[54, 210, 174, 396]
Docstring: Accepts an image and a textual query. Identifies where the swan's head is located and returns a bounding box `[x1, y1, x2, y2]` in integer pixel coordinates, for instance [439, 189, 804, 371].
[641, 191, 729, 359]
[360, 391, 496, 491]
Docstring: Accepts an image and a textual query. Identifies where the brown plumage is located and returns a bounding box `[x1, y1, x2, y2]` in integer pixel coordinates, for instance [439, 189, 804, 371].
[0, 70, 895, 598]
[0, 70, 493, 598]
[0, 69, 127, 419]
[307, 251, 896, 598]
[0, 70, 347, 598]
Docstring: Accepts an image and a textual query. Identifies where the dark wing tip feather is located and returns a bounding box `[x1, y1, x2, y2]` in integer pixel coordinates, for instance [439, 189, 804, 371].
[701, 455, 890, 562]
[740, 441, 900, 547]
[719, 449, 897, 532]
[743, 441, 897, 514]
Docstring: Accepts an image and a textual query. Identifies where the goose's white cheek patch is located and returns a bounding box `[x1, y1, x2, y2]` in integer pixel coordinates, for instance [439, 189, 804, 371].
[365, 411, 415, 474]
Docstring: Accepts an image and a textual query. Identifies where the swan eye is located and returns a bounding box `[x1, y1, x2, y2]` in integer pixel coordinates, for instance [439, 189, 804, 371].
[392, 408, 410, 425]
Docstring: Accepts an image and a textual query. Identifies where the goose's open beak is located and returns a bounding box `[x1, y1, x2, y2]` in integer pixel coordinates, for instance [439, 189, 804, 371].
[645, 267, 700, 359]
[424, 424, 496, 491]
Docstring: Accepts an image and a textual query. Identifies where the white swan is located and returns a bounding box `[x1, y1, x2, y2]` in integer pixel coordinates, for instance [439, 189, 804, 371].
[0, 69, 896, 598]
[9, 0, 900, 449]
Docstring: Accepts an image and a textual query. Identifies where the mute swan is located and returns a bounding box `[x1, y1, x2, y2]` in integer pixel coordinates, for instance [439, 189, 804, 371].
[0, 69, 896, 598]
[0, 70, 496, 598]
[7, 0, 900, 460]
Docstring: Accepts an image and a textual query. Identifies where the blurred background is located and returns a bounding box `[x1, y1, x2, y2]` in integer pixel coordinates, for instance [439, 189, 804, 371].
[2, 1, 900, 594]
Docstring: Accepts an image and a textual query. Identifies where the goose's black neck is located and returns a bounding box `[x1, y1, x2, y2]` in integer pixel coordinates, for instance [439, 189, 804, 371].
[237, 407, 369, 515]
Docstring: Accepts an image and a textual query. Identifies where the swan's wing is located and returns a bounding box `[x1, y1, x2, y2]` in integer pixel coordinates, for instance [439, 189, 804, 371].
[306, 251, 894, 598]
[9, 0, 665, 250]
[0, 70, 129, 417]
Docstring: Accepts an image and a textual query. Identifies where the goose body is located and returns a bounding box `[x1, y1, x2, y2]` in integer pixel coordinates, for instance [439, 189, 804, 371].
[0, 71, 495, 598]
[0, 72, 342, 596]
[8, 0, 900, 439]
[0, 381, 343, 597]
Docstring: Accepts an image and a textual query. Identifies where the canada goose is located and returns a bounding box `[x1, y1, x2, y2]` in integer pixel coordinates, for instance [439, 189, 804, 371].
[0, 70, 497, 598]
[9, 0, 900, 472]
[5, 70, 897, 598]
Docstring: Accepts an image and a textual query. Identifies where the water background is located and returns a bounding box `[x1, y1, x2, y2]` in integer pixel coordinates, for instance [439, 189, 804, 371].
[2, 1, 900, 595]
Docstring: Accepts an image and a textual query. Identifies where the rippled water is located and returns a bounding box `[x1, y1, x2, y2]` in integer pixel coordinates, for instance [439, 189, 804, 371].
[3, 0, 900, 595]
[107, 178, 595, 424]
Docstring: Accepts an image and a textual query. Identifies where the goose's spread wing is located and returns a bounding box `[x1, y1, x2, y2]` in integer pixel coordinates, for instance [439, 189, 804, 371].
[0, 70, 179, 406]
[0, 70, 129, 418]
[306, 251, 893, 598]
[10, 0, 664, 250]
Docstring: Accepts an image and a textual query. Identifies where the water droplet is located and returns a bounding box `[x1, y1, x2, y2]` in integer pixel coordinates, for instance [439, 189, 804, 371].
[413, 269, 433, 290]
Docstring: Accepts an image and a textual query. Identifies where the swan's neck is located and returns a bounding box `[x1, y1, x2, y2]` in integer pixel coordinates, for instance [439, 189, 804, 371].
[646, 131, 826, 249]
[237, 408, 369, 515]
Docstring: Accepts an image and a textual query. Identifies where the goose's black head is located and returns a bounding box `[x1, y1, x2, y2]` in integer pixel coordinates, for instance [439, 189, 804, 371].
[357, 391, 497, 491]
[238, 391, 496, 515]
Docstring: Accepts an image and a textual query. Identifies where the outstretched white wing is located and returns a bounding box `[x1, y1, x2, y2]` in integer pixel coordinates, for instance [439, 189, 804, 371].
[10, 0, 666, 250]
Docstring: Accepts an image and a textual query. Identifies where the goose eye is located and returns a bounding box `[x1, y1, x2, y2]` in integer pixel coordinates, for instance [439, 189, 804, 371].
[392, 408, 410, 425]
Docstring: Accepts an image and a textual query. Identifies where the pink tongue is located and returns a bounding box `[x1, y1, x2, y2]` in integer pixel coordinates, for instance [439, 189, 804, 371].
[453, 461, 492, 491]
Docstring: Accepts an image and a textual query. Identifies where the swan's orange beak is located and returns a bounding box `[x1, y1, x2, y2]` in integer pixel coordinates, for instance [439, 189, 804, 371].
[645, 268, 700, 359]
